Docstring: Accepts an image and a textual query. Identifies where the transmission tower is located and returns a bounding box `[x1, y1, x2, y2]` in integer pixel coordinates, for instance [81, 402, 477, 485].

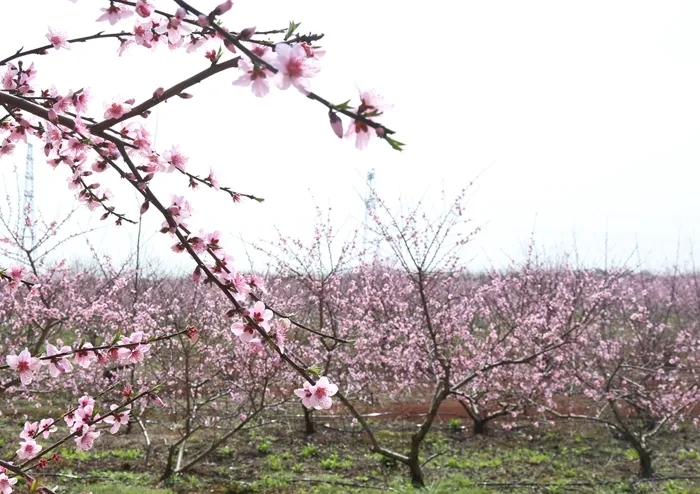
[362, 169, 376, 255]
[23, 142, 35, 246]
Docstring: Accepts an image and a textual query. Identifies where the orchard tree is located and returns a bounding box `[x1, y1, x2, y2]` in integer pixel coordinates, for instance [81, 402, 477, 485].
[258, 205, 367, 433]
[532, 270, 700, 478]
[0, 1, 401, 492]
[349, 192, 619, 486]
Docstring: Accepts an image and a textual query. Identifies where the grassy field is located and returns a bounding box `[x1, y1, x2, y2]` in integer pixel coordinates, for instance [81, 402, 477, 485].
[2, 411, 699, 494]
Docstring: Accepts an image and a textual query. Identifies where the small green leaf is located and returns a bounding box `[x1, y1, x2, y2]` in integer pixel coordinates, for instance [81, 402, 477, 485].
[384, 135, 405, 151]
[254, 196, 265, 203]
[284, 21, 301, 41]
[333, 100, 352, 111]
[307, 364, 324, 376]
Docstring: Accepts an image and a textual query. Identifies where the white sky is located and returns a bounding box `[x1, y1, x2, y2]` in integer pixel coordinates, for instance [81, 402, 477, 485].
[1, 0, 699, 273]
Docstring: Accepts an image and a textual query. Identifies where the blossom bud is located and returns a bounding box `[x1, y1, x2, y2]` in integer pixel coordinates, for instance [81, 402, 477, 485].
[238, 27, 256, 40]
[328, 111, 343, 139]
[186, 325, 199, 343]
[135, 0, 153, 17]
[212, 0, 233, 16]
[150, 394, 167, 408]
[223, 40, 236, 54]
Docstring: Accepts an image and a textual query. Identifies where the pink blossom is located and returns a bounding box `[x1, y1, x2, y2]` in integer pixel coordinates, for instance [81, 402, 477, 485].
[273, 43, 320, 94]
[44, 342, 73, 377]
[294, 381, 316, 409]
[79, 394, 95, 410]
[300, 42, 325, 59]
[357, 88, 391, 114]
[64, 411, 76, 429]
[4, 265, 24, 294]
[16, 439, 42, 460]
[74, 343, 96, 368]
[133, 21, 153, 48]
[231, 321, 256, 343]
[71, 405, 94, 433]
[273, 317, 290, 354]
[0, 473, 17, 494]
[206, 168, 219, 190]
[46, 28, 70, 50]
[117, 332, 151, 364]
[39, 418, 57, 439]
[247, 301, 273, 331]
[205, 230, 221, 248]
[248, 273, 267, 293]
[311, 376, 338, 409]
[20, 421, 39, 441]
[0, 139, 16, 157]
[248, 338, 264, 353]
[97, 3, 134, 25]
[75, 427, 100, 451]
[345, 119, 376, 150]
[229, 272, 251, 302]
[72, 88, 90, 114]
[134, 0, 153, 18]
[233, 54, 275, 97]
[117, 38, 134, 56]
[155, 8, 190, 45]
[185, 36, 207, 54]
[104, 99, 132, 120]
[344, 88, 390, 149]
[1, 66, 16, 90]
[6, 348, 41, 385]
[103, 405, 130, 434]
[163, 145, 188, 173]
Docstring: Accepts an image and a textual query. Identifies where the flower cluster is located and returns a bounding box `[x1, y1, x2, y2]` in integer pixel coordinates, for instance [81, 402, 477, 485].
[5, 332, 151, 387]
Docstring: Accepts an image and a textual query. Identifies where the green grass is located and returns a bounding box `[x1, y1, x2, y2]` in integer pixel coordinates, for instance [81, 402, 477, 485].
[64, 483, 173, 494]
[0, 414, 697, 494]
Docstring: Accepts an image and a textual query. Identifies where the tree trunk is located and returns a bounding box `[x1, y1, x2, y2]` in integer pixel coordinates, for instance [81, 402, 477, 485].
[406, 456, 425, 487]
[638, 448, 653, 478]
[303, 406, 315, 435]
[472, 417, 488, 435]
[159, 442, 178, 482]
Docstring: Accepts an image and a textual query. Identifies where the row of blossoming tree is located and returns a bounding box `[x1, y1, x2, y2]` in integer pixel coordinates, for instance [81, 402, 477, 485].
[1, 190, 699, 487]
[0, 1, 698, 493]
[259, 193, 700, 483]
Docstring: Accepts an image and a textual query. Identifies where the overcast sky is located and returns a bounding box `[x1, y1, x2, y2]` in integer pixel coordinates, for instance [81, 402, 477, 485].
[1, 1, 699, 274]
